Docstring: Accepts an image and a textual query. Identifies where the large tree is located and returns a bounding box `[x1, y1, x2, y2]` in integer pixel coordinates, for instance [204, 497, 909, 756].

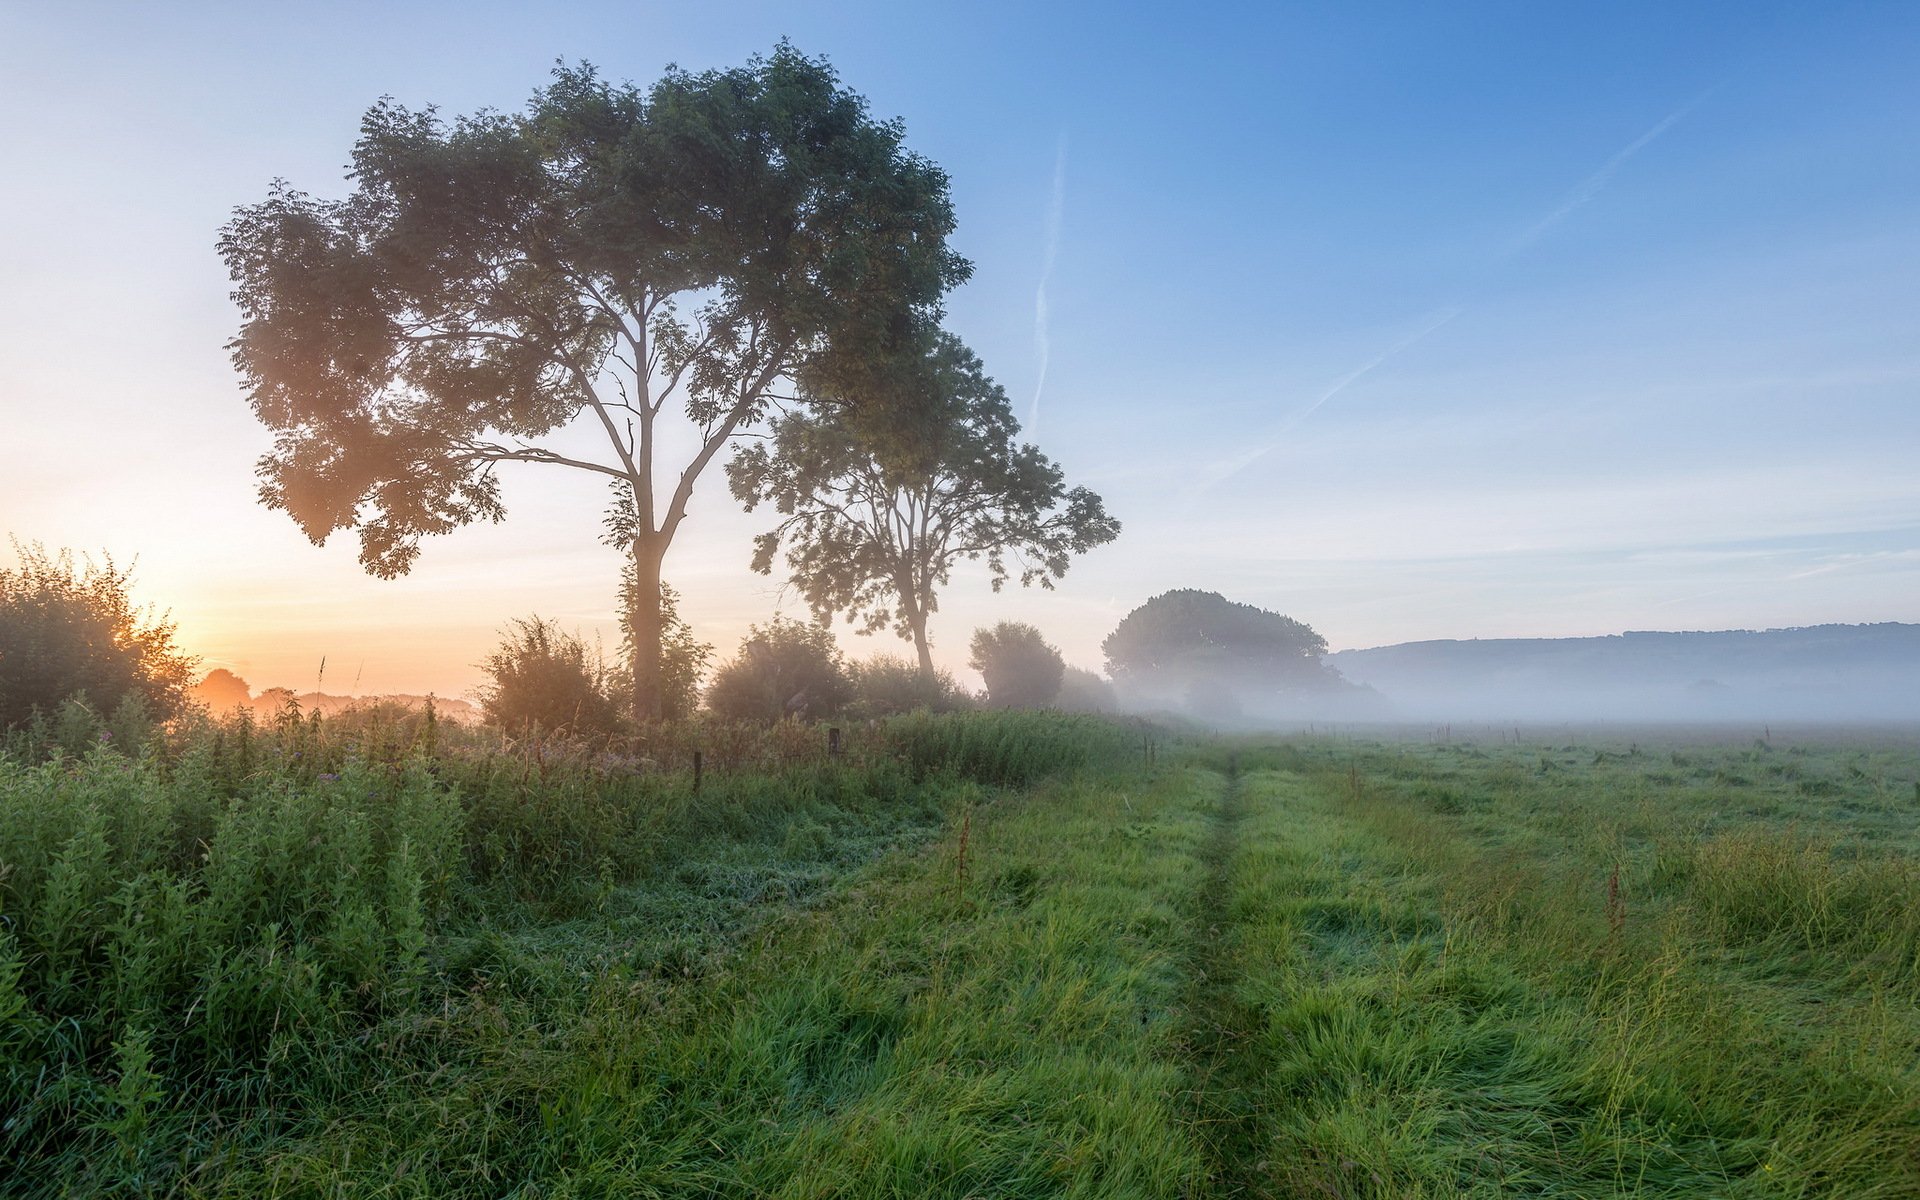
[1102, 589, 1337, 705]
[220, 47, 967, 719]
[727, 332, 1118, 676]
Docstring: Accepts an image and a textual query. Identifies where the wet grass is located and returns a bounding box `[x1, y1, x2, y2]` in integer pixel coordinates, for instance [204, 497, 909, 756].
[3, 718, 1915, 1195]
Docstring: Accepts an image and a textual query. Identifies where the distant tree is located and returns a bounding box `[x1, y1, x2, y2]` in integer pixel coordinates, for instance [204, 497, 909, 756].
[476, 617, 621, 737]
[617, 572, 710, 722]
[849, 653, 971, 716]
[729, 331, 1118, 678]
[704, 617, 853, 722]
[0, 541, 197, 730]
[1103, 590, 1334, 702]
[968, 621, 1065, 709]
[1053, 666, 1117, 714]
[220, 47, 967, 720]
[190, 668, 253, 712]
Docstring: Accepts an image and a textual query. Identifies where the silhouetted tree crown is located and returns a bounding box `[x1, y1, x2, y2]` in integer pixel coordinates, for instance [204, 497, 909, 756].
[0, 542, 196, 730]
[220, 45, 967, 719]
[968, 621, 1065, 709]
[1103, 590, 1330, 690]
[704, 617, 853, 723]
[729, 330, 1118, 677]
[189, 668, 253, 713]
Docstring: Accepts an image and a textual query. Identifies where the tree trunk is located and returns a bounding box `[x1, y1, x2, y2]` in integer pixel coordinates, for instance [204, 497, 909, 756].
[629, 536, 665, 722]
[906, 601, 935, 681]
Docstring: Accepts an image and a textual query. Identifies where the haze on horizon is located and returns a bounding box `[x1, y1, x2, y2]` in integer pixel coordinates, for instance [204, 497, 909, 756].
[3, 1, 1917, 702]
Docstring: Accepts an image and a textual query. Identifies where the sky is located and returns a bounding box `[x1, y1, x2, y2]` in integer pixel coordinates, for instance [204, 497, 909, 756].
[3, 1, 1918, 699]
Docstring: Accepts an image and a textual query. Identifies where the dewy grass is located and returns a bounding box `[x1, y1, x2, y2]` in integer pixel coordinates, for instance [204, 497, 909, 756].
[1, 714, 1915, 1196]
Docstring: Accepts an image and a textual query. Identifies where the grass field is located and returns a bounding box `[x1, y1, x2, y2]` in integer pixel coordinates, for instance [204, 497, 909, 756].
[3, 712, 1917, 1196]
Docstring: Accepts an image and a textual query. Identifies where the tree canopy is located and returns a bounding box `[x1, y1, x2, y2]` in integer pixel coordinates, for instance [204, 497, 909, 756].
[1102, 589, 1332, 698]
[968, 621, 1065, 709]
[221, 46, 967, 718]
[728, 331, 1117, 676]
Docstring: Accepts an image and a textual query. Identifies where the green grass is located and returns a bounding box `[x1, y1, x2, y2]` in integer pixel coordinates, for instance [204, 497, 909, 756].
[2, 715, 1916, 1196]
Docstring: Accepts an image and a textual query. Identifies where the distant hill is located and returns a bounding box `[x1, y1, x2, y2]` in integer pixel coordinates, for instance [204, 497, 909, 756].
[1326, 623, 1920, 721]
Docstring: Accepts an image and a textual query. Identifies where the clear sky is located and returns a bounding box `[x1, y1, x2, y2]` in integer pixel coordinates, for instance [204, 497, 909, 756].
[3, 1, 1918, 699]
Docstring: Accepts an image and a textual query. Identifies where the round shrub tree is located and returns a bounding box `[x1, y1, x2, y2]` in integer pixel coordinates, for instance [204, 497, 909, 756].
[476, 617, 621, 737]
[1102, 589, 1340, 711]
[1053, 666, 1118, 713]
[705, 618, 854, 723]
[968, 621, 1065, 709]
[0, 541, 196, 730]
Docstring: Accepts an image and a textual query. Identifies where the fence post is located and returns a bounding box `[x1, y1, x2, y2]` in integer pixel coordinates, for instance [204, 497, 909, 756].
[828, 727, 843, 757]
[693, 749, 703, 794]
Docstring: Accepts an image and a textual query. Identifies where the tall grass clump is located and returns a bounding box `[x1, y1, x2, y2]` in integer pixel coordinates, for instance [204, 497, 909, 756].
[878, 709, 1137, 786]
[1688, 829, 1920, 985]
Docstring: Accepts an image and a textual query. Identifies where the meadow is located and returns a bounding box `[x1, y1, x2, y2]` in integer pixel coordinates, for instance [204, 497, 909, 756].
[2, 706, 1916, 1197]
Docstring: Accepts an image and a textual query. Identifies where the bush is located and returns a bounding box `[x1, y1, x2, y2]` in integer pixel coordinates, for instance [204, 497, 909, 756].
[476, 617, 622, 737]
[1054, 666, 1117, 713]
[705, 617, 853, 722]
[849, 654, 972, 717]
[0, 541, 197, 731]
[968, 621, 1064, 709]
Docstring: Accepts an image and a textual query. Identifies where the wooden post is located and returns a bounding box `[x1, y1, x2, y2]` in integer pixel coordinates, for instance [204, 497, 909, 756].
[692, 750, 703, 794]
[828, 727, 843, 757]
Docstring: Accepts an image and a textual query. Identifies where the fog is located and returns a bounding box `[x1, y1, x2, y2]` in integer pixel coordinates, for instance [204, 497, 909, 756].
[1107, 622, 1920, 730]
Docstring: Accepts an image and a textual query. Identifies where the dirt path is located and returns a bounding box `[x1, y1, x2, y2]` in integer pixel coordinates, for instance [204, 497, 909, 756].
[1177, 756, 1273, 1199]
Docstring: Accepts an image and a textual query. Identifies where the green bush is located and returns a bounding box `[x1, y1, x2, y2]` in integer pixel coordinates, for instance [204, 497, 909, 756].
[0, 541, 196, 731]
[849, 653, 972, 716]
[476, 616, 622, 737]
[705, 617, 854, 722]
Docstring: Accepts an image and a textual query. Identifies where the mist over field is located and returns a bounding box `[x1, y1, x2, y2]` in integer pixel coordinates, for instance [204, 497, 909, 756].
[1326, 623, 1920, 724]
[4, 4, 1920, 1196]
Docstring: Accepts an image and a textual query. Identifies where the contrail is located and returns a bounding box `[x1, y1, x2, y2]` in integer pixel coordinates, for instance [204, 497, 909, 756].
[1204, 306, 1462, 487]
[1029, 134, 1066, 433]
[1511, 103, 1693, 251]
[1198, 92, 1704, 495]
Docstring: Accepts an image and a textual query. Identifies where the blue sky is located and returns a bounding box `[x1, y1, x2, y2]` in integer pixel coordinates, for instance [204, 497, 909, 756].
[3, 1, 1917, 695]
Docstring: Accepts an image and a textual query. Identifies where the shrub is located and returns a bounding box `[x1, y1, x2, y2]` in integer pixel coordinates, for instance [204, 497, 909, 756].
[705, 618, 854, 722]
[1054, 666, 1117, 713]
[476, 617, 622, 737]
[0, 541, 197, 730]
[849, 654, 971, 716]
[968, 621, 1064, 709]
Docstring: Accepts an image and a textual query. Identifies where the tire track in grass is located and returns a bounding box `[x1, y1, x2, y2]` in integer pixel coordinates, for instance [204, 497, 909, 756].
[1177, 755, 1269, 1199]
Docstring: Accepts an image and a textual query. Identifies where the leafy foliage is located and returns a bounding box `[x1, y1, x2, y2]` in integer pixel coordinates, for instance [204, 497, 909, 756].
[220, 46, 967, 716]
[0, 542, 196, 731]
[1053, 665, 1118, 713]
[849, 654, 972, 717]
[475, 617, 621, 737]
[618, 574, 711, 722]
[704, 618, 855, 723]
[729, 331, 1118, 673]
[1103, 589, 1333, 697]
[968, 621, 1065, 709]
